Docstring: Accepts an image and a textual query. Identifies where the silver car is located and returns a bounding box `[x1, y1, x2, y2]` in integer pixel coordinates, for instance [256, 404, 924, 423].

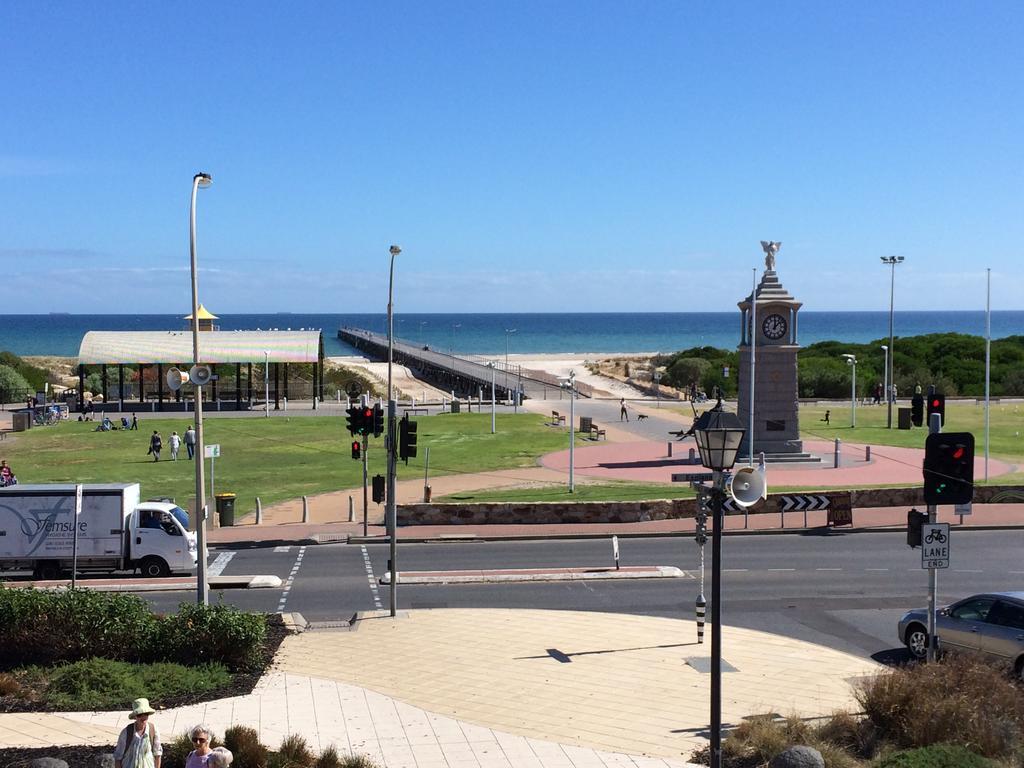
[898, 591, 1024, 677]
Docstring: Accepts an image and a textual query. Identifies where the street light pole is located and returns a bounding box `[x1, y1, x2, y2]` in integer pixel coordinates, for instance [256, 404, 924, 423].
[188, 171, 212, 607]
[264, 350, 270, 418]
[505, 328, 517, 394]
[880, 345, 888, 410]
[489, 362, 496, 434]
[842, 354, 857, 427]
[386, 245, 401, 617]
[881, 256, 904, 428]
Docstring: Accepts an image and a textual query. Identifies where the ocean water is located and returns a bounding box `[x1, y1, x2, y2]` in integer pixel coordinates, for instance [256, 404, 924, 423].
[0, 311, 1021, 358]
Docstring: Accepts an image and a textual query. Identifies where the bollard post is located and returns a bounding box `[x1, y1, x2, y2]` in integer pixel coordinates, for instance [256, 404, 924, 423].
[696, 595, 706, 644]
[834, 437, 841, 468]
[667, 441, 672, 458]
[348, 495, 355, 522]
[283, 396, 288, 412]
[313, 396, 318, 410]
[255, 497, 263, 525]
[865, 445, 871, 461]
[302, 495, 309, 523]
[689, 448, 696, 463]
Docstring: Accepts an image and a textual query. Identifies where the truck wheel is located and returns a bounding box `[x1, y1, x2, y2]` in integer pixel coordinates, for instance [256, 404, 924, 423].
[140, 557, 170, 578]
[34, 561, 61, 581]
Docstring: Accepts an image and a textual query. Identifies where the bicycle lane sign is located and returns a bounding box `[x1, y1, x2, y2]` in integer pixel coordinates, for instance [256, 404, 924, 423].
[921, 523, 950, 569]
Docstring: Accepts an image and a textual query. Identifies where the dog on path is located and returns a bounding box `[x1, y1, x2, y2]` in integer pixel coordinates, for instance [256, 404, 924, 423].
[636, 413, 648, 421]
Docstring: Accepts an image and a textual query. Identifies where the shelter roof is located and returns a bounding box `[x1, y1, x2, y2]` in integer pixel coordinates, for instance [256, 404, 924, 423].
[78, 330, 322, 365]
[183, 304, 219, 320]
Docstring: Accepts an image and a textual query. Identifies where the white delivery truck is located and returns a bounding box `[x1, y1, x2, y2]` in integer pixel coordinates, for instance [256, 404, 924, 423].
[0, 483, 197, 579]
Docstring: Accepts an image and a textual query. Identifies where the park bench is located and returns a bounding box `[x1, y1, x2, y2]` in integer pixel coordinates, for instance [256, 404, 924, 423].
[589, 423, 607, 440]
[551, 410, 566, 426]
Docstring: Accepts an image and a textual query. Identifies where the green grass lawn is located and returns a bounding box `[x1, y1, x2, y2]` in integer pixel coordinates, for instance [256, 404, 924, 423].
[1, 413, 571, 508]
[4, 403, 1020, 507]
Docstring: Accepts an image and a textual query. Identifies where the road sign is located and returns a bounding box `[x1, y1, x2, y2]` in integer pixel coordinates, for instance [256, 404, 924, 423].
[672, 472, 714, 483]
[204, 444, 221, 459]
[921, 523, 950, 569]
[955, 502, 972, 516]
[346, 381, 362, 398]
[780, 494, 831, 512]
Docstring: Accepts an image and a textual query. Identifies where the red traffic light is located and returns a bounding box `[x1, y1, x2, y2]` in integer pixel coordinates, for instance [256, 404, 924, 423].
[351, 440, 361, 460]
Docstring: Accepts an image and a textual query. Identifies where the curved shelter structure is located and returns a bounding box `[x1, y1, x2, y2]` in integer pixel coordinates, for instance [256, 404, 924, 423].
[76, 330, 324, 412]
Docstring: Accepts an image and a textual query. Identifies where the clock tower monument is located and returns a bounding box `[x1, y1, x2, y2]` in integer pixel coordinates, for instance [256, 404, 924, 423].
[736, 242, 809, 459]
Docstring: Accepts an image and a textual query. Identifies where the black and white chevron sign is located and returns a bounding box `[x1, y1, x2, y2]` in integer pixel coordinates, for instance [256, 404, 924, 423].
[723, 498, 740, 513]
[780, 494, 831, 512]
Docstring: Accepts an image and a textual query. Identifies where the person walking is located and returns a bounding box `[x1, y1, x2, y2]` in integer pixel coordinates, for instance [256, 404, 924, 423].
[169, 431, 181, 461]
[184, 425, 196, 459]
[148, 431, 162, 462]
[185, 724, 213, 767]
[619, 398, 628, 421]
[113, 698, 163, 768]
[130, 414, 139, 430]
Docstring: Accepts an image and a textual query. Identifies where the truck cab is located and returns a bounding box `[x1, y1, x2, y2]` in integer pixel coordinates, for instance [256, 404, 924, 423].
[131, 502, 198, 577]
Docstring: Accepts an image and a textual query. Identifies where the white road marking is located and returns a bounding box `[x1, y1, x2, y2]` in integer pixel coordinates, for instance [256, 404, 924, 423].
[277, 545, 306, 613]
[273, 545, 292, 553]
[815, 568, 842, 571]
[208, 551, 235, 577]
[768, 568, 795, 572]
[361, 545, 383, 610]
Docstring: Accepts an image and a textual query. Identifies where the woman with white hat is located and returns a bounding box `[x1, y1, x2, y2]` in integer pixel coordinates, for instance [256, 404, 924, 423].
[113, 697, 163, 768]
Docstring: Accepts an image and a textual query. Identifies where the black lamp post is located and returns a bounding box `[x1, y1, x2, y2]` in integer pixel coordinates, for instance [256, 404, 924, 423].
[691, 398, 745, 768]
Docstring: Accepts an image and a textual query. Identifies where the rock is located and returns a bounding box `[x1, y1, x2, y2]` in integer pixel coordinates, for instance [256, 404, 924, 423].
[770, 745, 825, 768]
[30, 758, 68, 768]
[96, 754, 115, 768]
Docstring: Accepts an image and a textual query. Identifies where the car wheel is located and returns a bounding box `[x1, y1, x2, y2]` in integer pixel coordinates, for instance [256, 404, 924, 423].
[905, 624, 928, 659]
[140, 556, 170, 578]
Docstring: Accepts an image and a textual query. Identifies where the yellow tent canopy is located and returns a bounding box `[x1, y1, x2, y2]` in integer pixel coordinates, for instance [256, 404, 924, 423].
[183, 304, 219, 321]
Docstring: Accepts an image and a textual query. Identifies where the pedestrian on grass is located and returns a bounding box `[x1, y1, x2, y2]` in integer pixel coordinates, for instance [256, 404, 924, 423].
[148, 430, 162, 461]
[185, 724, 213, 767]
[114, 698, 162, 768]
[131, 413, 139, 430]
[207, 747, 233, 767]
[620, 398, 628, 421]
[184, 425, 196, 459]
[169, 431, 181, 461]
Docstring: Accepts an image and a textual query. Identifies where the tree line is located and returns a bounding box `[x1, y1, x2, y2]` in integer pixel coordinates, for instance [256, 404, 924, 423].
[656, 333, 1024, 399]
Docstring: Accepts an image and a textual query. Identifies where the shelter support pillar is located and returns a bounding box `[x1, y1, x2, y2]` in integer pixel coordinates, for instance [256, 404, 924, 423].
[283, 363, 289, 402]
[118, 365, 125, 411]
[78, 364, 86, 413]
[274, 363, 280, 410]
[211, 364, 218, 403]
[101, 365, 108, 405]
[236, 363, 242, 410]
[246, 363, 252, 405]
[138, 365, 146, 408]
[157, 364, 164, 410]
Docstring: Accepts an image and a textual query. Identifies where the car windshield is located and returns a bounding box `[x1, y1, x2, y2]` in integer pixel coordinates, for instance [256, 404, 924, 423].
[170, 506, 190, 530]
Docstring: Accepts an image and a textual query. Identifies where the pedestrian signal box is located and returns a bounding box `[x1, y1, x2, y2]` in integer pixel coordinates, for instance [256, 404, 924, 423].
[923, 432, 974, 505]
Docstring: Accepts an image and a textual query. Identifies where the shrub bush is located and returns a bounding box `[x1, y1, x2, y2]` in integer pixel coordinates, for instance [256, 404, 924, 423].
[28, 657, 231, 711]
[154, 602, 267, 672]
[276, 734, 315, 767]
[224, 725, 269, 768]
[875, 744, 996, 767]
[0, 587, 157, 668]
[857, 654, 1024, 759]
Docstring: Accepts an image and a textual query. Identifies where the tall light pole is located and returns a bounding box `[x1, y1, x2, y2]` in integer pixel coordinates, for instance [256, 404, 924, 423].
[450, 323, 461, 365]
[489, 362, 496, 434]
[505, 328, 517, 393]
[880, 345, 888, 408]
[841, 354, 857, 427]
[264, 350, 270, 418]
[386, 244, 402, 617]
[189, 172, 212, 606]
[562, 371, 576, 492]
[691, 400, 746, 768]
[881, 256, 904, 427]
[985, 267, 991, 481]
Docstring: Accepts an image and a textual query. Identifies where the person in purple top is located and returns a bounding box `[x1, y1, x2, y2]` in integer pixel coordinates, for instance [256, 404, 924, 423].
[185, 724, 213, 767]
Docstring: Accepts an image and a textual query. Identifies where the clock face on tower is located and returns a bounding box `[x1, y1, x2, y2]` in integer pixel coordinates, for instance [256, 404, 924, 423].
[762, 313, 788, 341]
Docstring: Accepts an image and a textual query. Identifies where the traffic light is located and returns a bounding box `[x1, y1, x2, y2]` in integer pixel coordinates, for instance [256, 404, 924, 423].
[372, 474, 385, 504]
[907, 508, 927, 548]
[911, 393, 924, 427]
[359, 406, 374, 436]
[351, 441, 361, 460]
[923, 431, 975, 505]
[345, 406, 361, 436]
[399, 415, 418, 463]
[372, 404, 384, 438]
[926, 393, 945, 427]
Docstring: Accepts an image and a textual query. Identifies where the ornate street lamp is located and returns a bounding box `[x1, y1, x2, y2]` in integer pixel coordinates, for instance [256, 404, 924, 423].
[690, 398, 745, 768]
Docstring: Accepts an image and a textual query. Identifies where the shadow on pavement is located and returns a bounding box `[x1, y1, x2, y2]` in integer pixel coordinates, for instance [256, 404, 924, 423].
[872, 647, 916, 667]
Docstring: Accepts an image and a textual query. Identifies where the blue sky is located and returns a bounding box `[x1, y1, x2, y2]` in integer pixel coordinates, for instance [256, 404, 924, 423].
[2, 2, 1021, 314]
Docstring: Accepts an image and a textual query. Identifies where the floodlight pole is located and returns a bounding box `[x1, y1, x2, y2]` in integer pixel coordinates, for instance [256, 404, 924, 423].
[189, 171, 212, 606]
[748, 267, 756, 464]
[882, 256, 903, 428]
[386, 245, 401, 617]
[489, 362, 496, 433]
[985, 268, 991, 481]
[568, 371, 575, 492]
[264, 350, 270, 418]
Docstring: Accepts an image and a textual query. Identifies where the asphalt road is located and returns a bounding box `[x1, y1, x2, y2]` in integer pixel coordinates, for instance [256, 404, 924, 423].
[142, 529, 1024, 663]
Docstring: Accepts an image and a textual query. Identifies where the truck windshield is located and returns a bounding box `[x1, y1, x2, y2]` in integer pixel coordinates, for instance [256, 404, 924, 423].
[170, 507, 190, 530]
